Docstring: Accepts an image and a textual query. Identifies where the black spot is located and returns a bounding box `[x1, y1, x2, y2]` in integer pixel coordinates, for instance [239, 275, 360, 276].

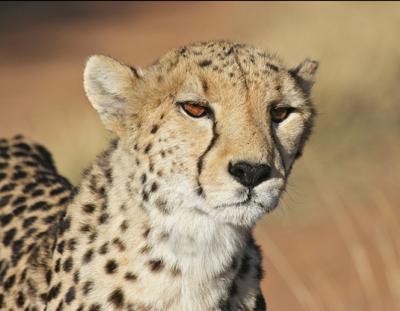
[0, 162, 8, 170]
[55, 258, 61, 272]
[56, 301, 64, 311]
[144, 143, 152, 154]
[43, 214, 58, 224]
[82, 203, 96, 214]
[80, 224, 91, 233]
[140, 244, 152, 254]
[12, 238, 24, 254]
[31, 189, 45, 197]
[3, 227, 16, 246]
[98, 213, 109, 224]
[150, 182, 158, 192]
[16, 291, 25, 307]
[266, 63, 279, 72]
[140, 173, 147, 184]
[150, 125, 159, 134]
[22, 216, 37, 229]
[12, 196, 26, 206]
[108, 288, 124, 308]
[199, 59, 212, 67]
[58, 216, 71, 235]
[47, 282, 61, 301]
[142, 191, 149, 202]
[124, 272, 137, 281]
[225, 46, 234, 56]
[83, 249, 94, 264]
[201, 78, 209, 93]
[120, 220, 128, 232]
[46, 270, 52, 285]
[179, 47, 187, 55]
[0, 213, 12, 226]
[57, 241, 65, 254]
[12, 151, 29, 157]
[24, 160, 38, 167]
[0, 194, 12, 208]
[143, 228, 150, 238]
[112, 238, 126, 251]
[12, 171, 27, 180]
[73, 270, 80, 284]
[148, 259, 164, 272]
[29, 201, 50, 212]
[4, 274, 16, 290]
[65, 286, 76, 304]
[50, 187, 66, 196]
[63, 256, 73, 273]
[68, 238, 77, 251]
[0, 172, 7, 182]
[99, 242, 109, 255]
[13, 142, 31, 152]
[155, 198, 168, 214]
[89, 304, 101, 311]
[13, 205, 26, 216]
[19, 268, 27, 283]
[22, 182, 37, 193]
[83, 281, 94, 295]
[105, 260, 118, 274]
[89, 232, 98, 243]
[0, 152, 10, 160]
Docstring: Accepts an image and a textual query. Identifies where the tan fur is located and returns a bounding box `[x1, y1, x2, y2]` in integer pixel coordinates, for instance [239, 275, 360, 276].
[0, 40, 317, 310]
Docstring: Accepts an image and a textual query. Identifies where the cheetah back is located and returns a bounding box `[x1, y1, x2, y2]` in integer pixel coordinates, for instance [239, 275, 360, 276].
[0, 135, 73, 309]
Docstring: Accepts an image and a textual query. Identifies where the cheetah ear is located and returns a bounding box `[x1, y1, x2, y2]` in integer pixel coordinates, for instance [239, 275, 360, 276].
[289, 59, 319, 96]
[83, 55, 144, 133]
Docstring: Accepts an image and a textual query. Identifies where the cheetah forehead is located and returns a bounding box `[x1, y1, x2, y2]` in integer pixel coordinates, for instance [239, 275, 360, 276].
[149, 40, 285, 78]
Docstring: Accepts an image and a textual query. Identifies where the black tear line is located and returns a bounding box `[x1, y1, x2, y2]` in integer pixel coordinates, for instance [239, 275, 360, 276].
[196, 120, 219, 197]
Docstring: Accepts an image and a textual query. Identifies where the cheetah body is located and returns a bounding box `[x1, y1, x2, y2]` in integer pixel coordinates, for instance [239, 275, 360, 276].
[0, 40, 317, 310]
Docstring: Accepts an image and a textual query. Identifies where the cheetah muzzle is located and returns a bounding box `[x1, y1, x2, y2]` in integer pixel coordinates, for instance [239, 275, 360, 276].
[0, 40, 318, 311]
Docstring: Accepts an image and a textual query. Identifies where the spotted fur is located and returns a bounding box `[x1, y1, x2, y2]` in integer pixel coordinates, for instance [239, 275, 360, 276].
[0, 40, 318, 310]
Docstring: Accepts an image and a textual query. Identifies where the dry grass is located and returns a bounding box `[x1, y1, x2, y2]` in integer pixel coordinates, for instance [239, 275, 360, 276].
[1, 2, 400, 310]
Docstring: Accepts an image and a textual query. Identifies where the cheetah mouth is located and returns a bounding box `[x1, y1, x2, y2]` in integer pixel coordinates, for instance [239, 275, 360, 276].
[213, 194, 277, 213]
[213, 192, 253, 209]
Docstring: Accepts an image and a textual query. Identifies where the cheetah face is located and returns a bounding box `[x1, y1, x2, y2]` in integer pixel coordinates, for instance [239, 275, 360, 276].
[84, 41, 317, 227]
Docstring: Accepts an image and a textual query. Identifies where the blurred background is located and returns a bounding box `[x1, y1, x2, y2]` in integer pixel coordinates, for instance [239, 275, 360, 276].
[1, 2, 400, 310]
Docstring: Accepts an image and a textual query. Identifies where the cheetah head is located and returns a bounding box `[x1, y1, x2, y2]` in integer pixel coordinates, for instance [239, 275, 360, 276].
[84, 41, 317, 228]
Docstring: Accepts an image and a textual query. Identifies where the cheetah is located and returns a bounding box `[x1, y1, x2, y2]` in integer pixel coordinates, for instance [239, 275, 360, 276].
[0, 40, 318, 310]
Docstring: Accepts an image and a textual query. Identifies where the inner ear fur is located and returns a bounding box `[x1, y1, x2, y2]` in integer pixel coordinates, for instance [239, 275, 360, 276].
[83, 54, 142, 133]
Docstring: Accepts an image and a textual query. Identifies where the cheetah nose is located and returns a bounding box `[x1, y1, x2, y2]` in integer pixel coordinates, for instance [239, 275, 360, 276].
[228, 161, 272, 188]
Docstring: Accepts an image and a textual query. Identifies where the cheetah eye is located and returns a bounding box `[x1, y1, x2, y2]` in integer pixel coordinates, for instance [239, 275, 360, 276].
[179, 101, 210, 118]
[270, 105, 294, 123]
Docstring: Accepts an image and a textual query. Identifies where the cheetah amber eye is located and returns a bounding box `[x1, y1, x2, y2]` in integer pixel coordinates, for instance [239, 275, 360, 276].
[180, 101, 209, 118]
[270, 106, 293, 123]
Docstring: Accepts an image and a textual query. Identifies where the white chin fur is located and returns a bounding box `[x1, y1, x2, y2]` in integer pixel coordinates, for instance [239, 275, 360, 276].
[154, 175, 284, 227]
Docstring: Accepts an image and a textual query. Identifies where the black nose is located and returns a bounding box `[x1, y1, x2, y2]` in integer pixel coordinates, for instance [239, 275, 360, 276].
[228, 161, 272, 188]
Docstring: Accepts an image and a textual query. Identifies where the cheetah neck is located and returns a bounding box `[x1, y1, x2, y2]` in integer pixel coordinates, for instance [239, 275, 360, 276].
[61, 143, 254, 310]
